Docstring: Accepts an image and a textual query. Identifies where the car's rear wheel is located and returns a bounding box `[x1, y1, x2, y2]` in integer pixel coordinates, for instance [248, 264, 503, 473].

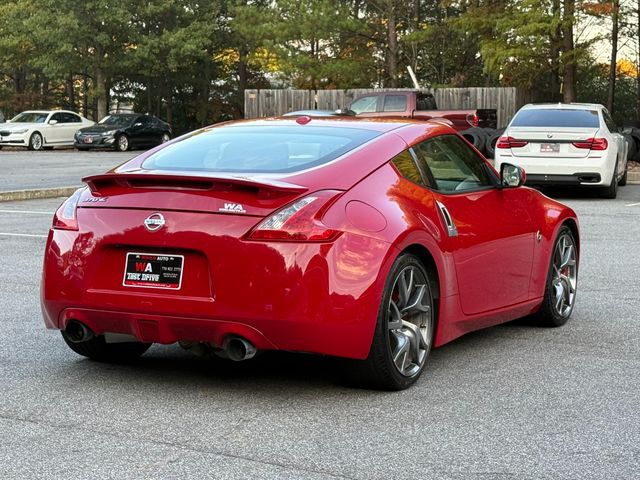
[618, 167, 628, 186]
[28, 132, 43, 151]
[534, 226, 578, 327]
[115, 134, 129, 152]
[346, 253, 435, 390]
[601, 164, 618, 198]
[61, 331, 151, 362]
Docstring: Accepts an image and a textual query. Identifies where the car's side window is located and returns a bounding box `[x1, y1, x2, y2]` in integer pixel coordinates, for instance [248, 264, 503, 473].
[50, 112, 64, 123]
[350, 96, 378, 114]
[602, 110, 617, 133]
[412, 135, 495, 193]
[383, 95, 407, 112]
[391, 149, 425, 186]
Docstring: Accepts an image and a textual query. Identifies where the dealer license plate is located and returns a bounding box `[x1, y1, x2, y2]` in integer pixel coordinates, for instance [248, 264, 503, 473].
[123, 253, 184, 289]
[540, 143, 560, 153]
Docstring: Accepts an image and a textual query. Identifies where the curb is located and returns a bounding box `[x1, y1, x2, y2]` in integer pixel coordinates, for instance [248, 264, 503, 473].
[0, 186, 78, 202]
[629, 171, 640, 184]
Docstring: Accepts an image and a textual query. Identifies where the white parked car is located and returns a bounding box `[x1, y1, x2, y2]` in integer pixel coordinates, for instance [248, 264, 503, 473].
[0, 110, 94, 151]
[494, 103, 628, 198]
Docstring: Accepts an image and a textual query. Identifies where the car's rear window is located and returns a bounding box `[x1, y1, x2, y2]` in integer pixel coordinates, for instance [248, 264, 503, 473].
[511, 108, 600, 128]
[142, 126, 380, 173]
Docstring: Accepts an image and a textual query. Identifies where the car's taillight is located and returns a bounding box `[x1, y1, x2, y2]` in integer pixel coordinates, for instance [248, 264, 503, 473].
[496, 136, 528, 149]
[247, 190, 343, 242]
[572, 138, 608, 150]
[52, 188, 84, 231]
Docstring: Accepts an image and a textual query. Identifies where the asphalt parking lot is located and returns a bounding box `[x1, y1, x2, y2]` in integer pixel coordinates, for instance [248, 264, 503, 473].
[0, 152, 639, 479]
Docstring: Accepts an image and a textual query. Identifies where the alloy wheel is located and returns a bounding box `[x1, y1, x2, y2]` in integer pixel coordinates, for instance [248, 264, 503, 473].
[387, 265, 433, 377]
[117, 135, 129, 151]
[31, 133, 43, 150]
[551, 232, 577, 317]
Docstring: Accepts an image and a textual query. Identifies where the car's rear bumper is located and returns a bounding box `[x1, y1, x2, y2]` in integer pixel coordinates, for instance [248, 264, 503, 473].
[525, 173, 602, 186]
[495, 152, 615, 186]
[41, 226, 394, 360]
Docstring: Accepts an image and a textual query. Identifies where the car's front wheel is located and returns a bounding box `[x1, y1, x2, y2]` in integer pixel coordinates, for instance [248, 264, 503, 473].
[61, 331, 151, 362]
[346, 253, 435, 390]
[115, 134, 129, 152]
[534, 226, 578, 327]
[28, 132, 43, 151]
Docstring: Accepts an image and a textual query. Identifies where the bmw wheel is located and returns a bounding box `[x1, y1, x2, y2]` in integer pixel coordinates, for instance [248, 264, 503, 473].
[347, 253, 435, 390]
[534, 226, 578, 327]
[28, 132, 43, 151]
[115, 134, 129, 152]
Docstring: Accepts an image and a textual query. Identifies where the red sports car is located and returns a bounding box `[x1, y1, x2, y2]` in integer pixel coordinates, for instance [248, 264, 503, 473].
[41, 117, 579, 390]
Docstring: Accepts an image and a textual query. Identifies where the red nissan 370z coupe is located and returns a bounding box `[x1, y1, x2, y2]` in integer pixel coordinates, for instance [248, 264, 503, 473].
[41, 117, 579, 390]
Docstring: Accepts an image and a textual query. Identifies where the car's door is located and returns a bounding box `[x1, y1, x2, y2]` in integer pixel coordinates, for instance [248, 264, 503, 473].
[412, 135, 537, 315]
[45, 112, 65, 143]
[129, 116, 153, 146]
[58, 112, 82, 144]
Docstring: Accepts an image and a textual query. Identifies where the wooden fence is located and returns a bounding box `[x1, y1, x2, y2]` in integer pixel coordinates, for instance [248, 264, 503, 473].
[245, 87, 523, 128]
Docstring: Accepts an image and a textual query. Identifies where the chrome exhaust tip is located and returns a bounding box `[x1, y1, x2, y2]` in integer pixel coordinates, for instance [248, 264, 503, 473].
[223, 336, 257, 362]
[64, 320, 94, 343]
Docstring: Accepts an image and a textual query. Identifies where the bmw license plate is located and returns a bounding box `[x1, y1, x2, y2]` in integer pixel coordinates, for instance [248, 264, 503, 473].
[123, 253, 184, 289]
[540, 143, 560, 153]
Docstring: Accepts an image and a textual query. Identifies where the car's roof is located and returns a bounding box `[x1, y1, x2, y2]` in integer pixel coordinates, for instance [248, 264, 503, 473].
[522, 103, 604, 111]
[215, 117, 431, 133]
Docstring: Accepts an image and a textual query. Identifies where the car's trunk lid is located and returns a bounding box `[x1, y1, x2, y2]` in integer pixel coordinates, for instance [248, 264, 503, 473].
[506, 126, 600, 159]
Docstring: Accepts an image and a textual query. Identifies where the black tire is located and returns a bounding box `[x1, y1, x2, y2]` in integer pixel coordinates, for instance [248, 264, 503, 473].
[618, 167, 628, 186]
[627, 127, 640, 161]
[461, 127, 489, 156]
[61, 331, 151, 362]
[28, 132, 43, 151]
[484, 128, 505, 159]
[533, 225, 578, 327]
[115, 134, 129, 152]
[344, 253, 435, 390]
[600, 164, 618, 199]
[623, 134, 636, 162]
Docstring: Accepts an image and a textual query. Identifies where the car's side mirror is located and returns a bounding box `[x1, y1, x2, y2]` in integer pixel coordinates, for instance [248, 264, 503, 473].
[48, 119, 58, 125]
[500, 163, 526, 188]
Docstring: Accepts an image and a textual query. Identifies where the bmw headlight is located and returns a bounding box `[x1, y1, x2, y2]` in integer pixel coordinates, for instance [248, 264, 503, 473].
[10, 128, 28, 134]
[104, 130, 117, 136]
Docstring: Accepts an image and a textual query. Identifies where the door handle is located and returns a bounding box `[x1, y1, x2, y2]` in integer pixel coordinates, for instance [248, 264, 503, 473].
[436, 201, 458, 237]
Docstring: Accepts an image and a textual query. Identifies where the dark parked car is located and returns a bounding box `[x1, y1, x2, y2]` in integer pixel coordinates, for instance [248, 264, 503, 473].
[75, 113, 171, 152]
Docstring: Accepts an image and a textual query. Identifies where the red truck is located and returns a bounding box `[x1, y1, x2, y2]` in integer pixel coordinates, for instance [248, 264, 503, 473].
[346, 90, 497, 131]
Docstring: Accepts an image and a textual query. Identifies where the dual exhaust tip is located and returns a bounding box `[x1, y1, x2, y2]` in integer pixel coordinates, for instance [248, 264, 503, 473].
[65, 320, 257, 362]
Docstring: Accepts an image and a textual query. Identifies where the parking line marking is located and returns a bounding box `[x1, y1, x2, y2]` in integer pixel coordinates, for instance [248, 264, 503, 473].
[0, 233, 47, 238]
[625, 202, 640, 207]
[0, 209, 53, 215]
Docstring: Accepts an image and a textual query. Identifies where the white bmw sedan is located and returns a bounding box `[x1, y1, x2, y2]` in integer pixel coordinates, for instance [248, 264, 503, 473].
[0, 110, 94, 151]
[494, 103, 627, 198]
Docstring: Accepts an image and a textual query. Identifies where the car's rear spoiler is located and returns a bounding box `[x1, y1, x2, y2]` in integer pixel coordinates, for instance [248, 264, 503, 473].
[82, 172, 308, 196]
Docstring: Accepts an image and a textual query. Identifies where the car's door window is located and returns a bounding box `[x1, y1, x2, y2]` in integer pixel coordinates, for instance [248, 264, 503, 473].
[383, 95, 407, 112]
[350, 96, 378, 114]
[412, 135, 495, 193]
[602, 110, 617, 133]
[50, 112, 64, 123]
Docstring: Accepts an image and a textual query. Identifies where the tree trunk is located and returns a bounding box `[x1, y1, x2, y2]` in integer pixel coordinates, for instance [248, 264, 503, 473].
[550, 0, 562, 101]
[95, 67, 107, 120]
[238, 46, 248, 117]
[66, 74, 76, 111]
[607, 0, 620, 113]
[166, 84, 173, 126]
[637, 0, 640, 120]
[387, 8, 398, 87]
[562, 0, 577, 102]
[82, 68, 89, 118]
